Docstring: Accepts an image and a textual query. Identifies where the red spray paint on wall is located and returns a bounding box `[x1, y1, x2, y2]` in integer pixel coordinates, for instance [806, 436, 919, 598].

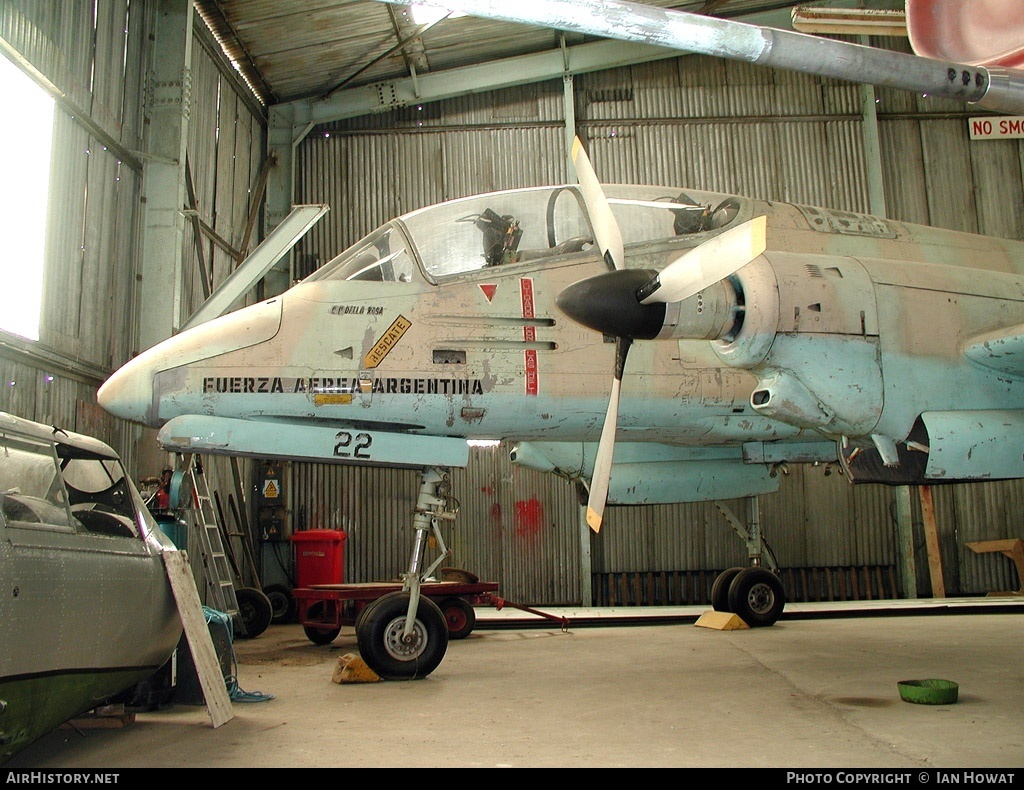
[514, 497, 544, 537]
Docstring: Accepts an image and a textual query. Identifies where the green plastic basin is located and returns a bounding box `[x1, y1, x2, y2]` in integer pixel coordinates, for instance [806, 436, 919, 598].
[897, 679, 959, 705]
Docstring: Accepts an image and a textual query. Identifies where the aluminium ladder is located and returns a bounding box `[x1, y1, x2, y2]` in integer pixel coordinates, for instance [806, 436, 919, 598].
[182, 455, 244, 634]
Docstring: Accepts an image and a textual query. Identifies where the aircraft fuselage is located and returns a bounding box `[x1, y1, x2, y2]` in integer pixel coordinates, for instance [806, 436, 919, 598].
[98, 183, 1024, 494]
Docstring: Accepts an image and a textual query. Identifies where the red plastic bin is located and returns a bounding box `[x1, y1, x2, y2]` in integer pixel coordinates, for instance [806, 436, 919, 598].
[291, 529, 347, 587]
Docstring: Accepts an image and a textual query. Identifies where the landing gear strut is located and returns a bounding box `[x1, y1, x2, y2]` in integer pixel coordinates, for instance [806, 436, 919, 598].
[355, 466, 458, 679]
[709, 498, 786, 627]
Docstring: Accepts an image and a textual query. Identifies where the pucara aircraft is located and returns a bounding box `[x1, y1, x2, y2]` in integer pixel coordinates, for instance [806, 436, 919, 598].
[97, 135, 1024, 679]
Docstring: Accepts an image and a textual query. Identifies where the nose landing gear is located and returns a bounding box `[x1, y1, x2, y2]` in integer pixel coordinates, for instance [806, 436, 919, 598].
[355, 466, 458, 680]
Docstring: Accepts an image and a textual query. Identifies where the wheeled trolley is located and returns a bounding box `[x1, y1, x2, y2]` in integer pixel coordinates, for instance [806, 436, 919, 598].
[292, 468, 568, 681]
[293, 580, 501, 646]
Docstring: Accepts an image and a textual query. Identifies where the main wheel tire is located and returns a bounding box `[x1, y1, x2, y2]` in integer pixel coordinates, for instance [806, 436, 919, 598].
[263, 583, 296, 625]
[711, 567, 746, 612]
[356, 592, 449, 680]
[302, 601, 341, 645]
[727, 567, 786, 628]
[235, 586, 273, 638]
[439, 597, 476, 640]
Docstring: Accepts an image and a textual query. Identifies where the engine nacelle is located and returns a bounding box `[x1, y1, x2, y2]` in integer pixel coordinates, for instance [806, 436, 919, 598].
[559, 228, 1024, 452]
[716, 253, 884, 436]
[747, 335, 884, 436]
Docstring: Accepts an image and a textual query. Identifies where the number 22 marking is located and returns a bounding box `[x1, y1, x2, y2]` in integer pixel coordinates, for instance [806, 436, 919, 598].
[334, 431, 372, 459]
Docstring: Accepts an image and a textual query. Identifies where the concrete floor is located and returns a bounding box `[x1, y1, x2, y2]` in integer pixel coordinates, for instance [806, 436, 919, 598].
[5, 599, 1024, 769]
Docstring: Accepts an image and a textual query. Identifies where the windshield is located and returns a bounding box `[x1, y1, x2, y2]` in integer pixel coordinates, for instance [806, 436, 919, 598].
[0, 432, 142, 538]
[305, 224, 416, 283]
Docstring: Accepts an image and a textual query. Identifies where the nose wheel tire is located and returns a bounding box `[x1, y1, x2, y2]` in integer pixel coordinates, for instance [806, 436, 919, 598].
[727, 567, 785, 627]
[356, 591, 449, 680]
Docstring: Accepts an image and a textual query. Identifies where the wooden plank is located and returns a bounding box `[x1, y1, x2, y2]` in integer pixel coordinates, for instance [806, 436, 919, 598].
[162, 550, 234, 728]
[65, 704, 135, 729]
[919, 485, 946, 597]
[966, 539, 1024, 553]
[64, 714, 135, 730]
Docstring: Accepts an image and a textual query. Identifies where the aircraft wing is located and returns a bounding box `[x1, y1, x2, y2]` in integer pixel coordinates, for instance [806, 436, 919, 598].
[156, 415, 470, 469]
[962, 323, 1024, 379]
[372, 0, 1024, 114]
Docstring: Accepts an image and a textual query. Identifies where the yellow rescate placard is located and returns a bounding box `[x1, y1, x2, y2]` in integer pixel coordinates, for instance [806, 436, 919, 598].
[363, 315, 412, 368]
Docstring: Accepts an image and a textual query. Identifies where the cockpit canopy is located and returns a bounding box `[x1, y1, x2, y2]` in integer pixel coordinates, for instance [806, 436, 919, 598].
[305, 184, 743, 285]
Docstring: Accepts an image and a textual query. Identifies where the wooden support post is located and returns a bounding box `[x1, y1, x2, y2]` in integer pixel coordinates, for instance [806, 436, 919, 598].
[918, 485, 946, 598]
[894, 486, 917, 598]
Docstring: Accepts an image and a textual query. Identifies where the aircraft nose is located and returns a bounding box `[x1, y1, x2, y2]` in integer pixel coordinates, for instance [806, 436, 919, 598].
[97, 298, 284, 428]
[97, 354, 158, 426]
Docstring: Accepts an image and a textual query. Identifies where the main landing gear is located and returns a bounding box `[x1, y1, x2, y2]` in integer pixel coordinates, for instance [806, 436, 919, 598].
[709, 499, 786, 627]
[710, 565, 785, 627]
[355, 466, 459, 680]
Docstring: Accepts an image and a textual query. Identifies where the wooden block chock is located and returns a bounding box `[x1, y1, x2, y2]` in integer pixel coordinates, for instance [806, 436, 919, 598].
[966, 539, 1024, 594]
[695, 610, 749, 631]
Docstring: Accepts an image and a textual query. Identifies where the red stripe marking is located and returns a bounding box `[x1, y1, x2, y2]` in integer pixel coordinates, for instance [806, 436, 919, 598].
[520, 278, 538, 396]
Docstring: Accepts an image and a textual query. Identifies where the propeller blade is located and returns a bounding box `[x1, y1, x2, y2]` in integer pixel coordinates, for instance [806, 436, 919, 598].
[571, 136, 625, 270]
[586, 336, 632, 533]
[637, 215, 767, 305]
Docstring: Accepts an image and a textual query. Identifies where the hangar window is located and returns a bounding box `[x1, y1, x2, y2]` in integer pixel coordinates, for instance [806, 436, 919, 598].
[0, 56, 55, 341]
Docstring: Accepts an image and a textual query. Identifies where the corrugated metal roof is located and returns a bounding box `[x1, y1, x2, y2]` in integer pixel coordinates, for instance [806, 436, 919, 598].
[194, 1, 831, 106]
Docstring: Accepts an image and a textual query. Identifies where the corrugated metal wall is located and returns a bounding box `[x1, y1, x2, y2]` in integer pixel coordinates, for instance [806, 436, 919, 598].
[176, 15, 267, 578]
[271, 444, 583, 605]
[285, 48, 1024, 605]
[182, 29, 266, 318]
[0, 2, 264, 598]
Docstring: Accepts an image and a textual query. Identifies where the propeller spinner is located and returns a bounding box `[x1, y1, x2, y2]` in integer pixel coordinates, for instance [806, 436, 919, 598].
[563, 140, 768, 531]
